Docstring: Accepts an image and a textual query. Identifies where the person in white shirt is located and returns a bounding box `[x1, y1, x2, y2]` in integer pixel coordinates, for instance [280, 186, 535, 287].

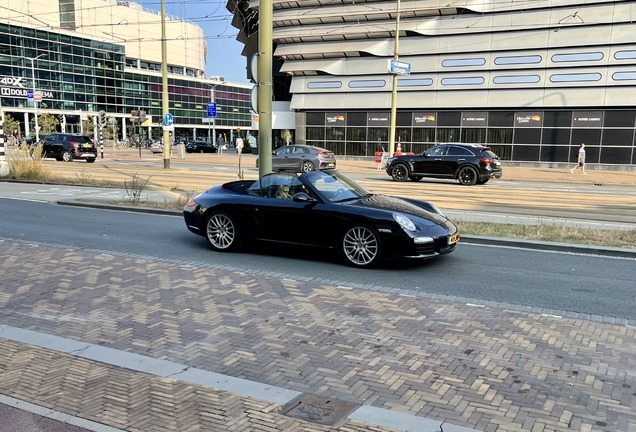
[570, 143, 587, 175]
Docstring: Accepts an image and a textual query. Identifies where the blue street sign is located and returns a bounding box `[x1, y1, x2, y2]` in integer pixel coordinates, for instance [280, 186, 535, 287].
[164, 113, 174, 126]
[207, 102, 217, 118]
[388, 59, 411, 76]
[27, 90, 34, 101]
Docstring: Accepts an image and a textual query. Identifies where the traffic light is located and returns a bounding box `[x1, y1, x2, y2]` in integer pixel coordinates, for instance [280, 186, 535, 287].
[60, 114, 66, 124]
[99, 110, 107, 127]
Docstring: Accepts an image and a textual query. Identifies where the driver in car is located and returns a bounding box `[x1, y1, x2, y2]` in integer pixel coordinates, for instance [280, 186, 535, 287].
[275, 182, 293, 200]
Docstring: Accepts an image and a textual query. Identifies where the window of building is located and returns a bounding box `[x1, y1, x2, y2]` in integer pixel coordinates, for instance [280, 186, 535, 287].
[614, 50, 636, 60]
[346, 127, 366, 141]
[397, 78, 433, 87]
[307, 81, 342, 89]
[487, 128, 513, 145]
[612, 72, 636, 81]
[551, 52, 604, 62]
[59, 0, 76, 30]
[436, 128, 460, 142]
[348, 80, 386, 88]
[549, 73, 602, 82]
[543, 111, 572, 128]
[493, 75, 540, 84]
[437, 111, 462, 126]
[412, 128, 435, 143]
[461, 129, 487, 143]
[347, 112, 367, 126]
[494, 55, 542, 65]
[440, 77, 485, 85]
[442, 58, 486, 67]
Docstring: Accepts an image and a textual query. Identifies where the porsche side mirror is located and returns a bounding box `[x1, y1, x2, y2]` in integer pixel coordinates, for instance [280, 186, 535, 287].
[292, 192, 317, 203]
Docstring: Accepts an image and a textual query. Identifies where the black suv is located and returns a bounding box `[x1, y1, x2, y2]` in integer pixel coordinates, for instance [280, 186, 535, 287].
[38, 134, 97, 163]
[386, 143, 502, 185]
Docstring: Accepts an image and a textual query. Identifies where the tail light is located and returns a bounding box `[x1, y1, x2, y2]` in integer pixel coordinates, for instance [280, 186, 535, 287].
[316, 151, 333, 157]
[186, 199, 197, 207]
[69, 141, 78, 149]
[479, 158, 493, 164]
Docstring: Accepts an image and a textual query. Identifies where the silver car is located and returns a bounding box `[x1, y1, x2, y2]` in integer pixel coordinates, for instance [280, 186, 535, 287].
[256, 145, 337, 172]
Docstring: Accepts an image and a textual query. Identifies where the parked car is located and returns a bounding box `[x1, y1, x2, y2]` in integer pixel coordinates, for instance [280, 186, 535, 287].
[183, 169, 458, 268]
[186, 141, 218, 153]
[37, 134, 97, 162]
[149, 142, 163, 153]
[386, 143, 503, 185]
[255, 144, 336, 172]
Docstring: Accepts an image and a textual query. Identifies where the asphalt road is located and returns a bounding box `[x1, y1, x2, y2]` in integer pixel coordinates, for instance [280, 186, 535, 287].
[1, 198, 635, 320]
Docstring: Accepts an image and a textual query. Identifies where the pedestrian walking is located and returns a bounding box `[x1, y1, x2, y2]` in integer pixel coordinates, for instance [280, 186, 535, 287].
[236, 136, 244, 154]
[570, 143, 587, 175]
[216, 133, 225, 155]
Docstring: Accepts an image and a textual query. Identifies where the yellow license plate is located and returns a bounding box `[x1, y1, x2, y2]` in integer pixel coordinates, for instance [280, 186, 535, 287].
[328, 163, 335, 167]
[449, 233, 460, 245]
[83, 144, 93, 148]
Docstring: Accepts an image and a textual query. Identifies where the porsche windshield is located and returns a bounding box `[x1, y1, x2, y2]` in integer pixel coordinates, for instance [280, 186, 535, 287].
[305, 170, 371, 202]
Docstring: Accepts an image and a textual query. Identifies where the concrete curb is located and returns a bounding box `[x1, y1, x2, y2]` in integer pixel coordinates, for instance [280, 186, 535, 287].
[57, 200, 636, 259]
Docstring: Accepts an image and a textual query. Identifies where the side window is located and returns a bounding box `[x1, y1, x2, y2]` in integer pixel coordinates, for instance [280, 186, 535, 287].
[276, 147, 291, 155]
[447, 146, 474, 156]
[246, 180, 263, 196]
[426, 146, 447, 156]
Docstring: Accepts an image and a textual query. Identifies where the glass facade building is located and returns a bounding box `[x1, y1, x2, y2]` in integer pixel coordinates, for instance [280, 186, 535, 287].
[0, 22, 253, 140]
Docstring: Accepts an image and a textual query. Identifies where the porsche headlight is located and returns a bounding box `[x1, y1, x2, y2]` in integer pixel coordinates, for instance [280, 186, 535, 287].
[393, 213, 416, 232]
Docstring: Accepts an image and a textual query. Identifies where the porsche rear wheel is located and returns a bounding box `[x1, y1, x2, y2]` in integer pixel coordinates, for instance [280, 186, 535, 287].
[341, 224, 382, 268]
[205, 211, 239, 251]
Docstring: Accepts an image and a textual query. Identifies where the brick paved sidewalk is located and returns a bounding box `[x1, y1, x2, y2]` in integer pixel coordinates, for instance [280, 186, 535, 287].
[0, 239, 635, 431]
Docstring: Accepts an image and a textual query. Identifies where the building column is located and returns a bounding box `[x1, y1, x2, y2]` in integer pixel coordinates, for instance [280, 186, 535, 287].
[193, 128, 196, 140]
[24, 112, 30, 136]
[122, 118, 127, 139]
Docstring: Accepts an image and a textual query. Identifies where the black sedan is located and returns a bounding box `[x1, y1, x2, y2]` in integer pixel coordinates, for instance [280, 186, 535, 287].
[183, 170, 459, 268]
[186, 141, 218, 153]
[386, 143, 503, 185]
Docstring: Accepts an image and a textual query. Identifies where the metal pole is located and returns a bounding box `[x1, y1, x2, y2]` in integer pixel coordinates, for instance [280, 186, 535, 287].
[30, 58, 39, 142]
[258, 0, 273, 177]
[389, 0, 401, 157]
[211, 86, 216, 146]
[161, 0, 170, 169]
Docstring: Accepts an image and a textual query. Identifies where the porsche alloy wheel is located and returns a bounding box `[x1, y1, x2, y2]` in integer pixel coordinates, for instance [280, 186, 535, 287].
[391, 164, 409, 182]
[205, 212, 239, 251]
[341, 225, 381, 268]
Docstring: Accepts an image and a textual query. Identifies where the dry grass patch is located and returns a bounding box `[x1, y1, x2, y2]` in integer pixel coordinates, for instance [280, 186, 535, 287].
[456, 221, 636, 249]
[5, 144, 55, 180]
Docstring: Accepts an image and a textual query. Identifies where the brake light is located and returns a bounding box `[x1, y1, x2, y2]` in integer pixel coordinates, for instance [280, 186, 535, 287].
[69, 141, 78, 149]
[186, 199, 197, 207]
[479, 158, 493, 164]
[316, 151, 333, 156]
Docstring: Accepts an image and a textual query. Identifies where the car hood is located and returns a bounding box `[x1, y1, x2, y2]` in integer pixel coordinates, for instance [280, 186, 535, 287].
[346, 194, 449, 225]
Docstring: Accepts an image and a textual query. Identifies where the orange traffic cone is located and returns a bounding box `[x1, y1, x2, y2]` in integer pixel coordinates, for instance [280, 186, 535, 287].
[395, 139, 402, 156]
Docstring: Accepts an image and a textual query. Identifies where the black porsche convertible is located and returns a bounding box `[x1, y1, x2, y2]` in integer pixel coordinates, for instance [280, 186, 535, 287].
[183, 170, 459, 268]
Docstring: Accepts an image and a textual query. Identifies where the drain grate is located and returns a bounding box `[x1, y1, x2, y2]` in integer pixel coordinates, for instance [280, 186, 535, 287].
[281, 394, 359, 426]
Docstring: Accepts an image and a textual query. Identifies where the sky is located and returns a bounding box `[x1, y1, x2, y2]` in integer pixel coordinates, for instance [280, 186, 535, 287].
[133, 0, 249, 83]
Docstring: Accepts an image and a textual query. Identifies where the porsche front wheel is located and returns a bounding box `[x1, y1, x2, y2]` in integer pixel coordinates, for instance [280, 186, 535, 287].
[341, 224, 382, 268]
[205, 211, 239, 251]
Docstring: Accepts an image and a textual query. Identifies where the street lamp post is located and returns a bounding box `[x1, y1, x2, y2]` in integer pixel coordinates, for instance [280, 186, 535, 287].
[29, 53, 47, 142]
[209, 81, 225, 144]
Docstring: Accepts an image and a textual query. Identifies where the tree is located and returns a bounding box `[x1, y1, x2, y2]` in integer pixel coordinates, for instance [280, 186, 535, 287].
[281, 129, 293, 146]
[2, 114, 20, 137]
[82, 118, 95, 136]
[37, 113, 59, 135]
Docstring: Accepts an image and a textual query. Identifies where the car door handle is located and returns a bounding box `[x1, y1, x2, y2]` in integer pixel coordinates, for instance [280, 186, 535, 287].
[255, 208, 263, 213]
[458, 159, 465, 161]
[434, 158, 442, 161]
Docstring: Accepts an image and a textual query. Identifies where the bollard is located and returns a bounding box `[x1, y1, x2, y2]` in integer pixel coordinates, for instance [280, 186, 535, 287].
[100, 143, 104, 159]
